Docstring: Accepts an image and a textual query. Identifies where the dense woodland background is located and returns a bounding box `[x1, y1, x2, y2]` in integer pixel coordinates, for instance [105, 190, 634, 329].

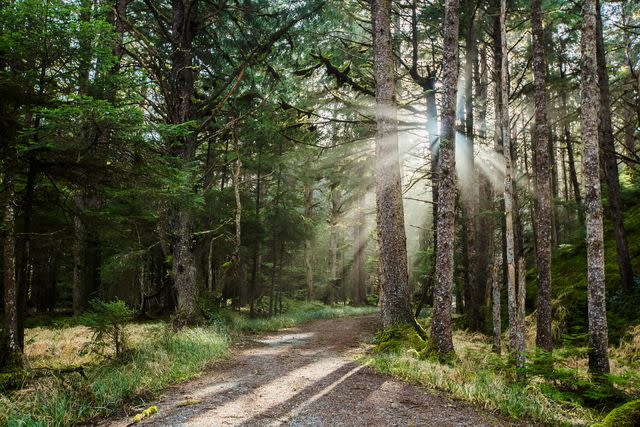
[1, 0, 640, 420]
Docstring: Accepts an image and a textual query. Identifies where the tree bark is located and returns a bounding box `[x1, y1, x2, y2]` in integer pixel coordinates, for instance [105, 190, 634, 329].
[491, 251, 502, 354]
[329, 184, 341, 305]
[169, 0, 199, 320]
[303, 182, 314, 302]
[2, 151, 21, 369]
[596, 1, 634, 292]
[372, 0, 413, 328]
[431, 0, 460, 358]
[353, 193, 367, 305]
[499, 0, 521, 364]
[231, 124, 247, 306]
[462, 0, 480, 331]
[580, 0, 610, 375]
[531, 0, 553, 352]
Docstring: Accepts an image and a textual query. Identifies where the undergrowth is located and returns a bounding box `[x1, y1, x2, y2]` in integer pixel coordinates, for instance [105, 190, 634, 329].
[363, 325, 640, 426]
[0, 302, 376, 426]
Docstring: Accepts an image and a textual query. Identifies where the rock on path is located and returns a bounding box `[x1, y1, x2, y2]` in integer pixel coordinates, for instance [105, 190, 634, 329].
[104, 315, 512, 426]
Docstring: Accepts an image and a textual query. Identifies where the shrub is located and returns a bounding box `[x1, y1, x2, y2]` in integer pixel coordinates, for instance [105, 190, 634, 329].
[80, 299, 134, 359]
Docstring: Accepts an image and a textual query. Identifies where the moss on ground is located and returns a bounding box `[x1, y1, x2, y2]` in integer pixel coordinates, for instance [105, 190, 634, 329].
[592, 399, 640, 427]
[374, 324, 428, 355]
[0, 371, 27, 392]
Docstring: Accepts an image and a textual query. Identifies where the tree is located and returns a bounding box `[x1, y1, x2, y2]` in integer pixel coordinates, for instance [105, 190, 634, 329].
[580, 0, 610, 375]
[500, 0, 524, 365]
[431, 0, 460, 358]
[372, 0, 413, 328]
[531, 0, 553, 352]
[595, 1, 634, 292]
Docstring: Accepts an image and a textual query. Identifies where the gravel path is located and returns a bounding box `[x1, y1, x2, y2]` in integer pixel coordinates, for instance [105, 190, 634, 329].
[105, 315, 513, 426]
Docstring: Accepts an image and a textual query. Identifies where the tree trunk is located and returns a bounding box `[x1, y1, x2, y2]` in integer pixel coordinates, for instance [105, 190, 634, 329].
[475, 41, 490, 333]
[250, 144, 263, 316]
[462, 0, 480, 331]
[500, 0, 521, 364]
[72, 194, 88, 314]
[596, 1, 634, 292]
[580, 0, 610, 375]
[491, 251, 501, 354]
[431, 0, 460, 358]
[169, 0, 199, 320]
[2, 152, 21, 369]
[231, 125, 247, 306]
[531, 0, 553, 352]
[303, 182, 314, 302]
[328, 184, 341, 305]
[372, 0, 413, 328]
[353, 193, 367, 305]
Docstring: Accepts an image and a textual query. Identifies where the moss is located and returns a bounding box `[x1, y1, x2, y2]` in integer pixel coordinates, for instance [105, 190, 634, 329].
[374, 324, 427, 355]
[0, 371, 27, 392]
[592, 400, 640, 427]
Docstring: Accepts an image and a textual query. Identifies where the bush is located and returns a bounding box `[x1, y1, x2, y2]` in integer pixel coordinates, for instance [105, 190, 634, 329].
[80, 299, 134, 359]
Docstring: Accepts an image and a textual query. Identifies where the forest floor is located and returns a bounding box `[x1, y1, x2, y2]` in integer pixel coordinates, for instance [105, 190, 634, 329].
[103, 314, 514, 426]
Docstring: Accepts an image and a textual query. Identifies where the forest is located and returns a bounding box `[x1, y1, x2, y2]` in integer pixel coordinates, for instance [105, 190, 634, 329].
[1, 0, 639, 425]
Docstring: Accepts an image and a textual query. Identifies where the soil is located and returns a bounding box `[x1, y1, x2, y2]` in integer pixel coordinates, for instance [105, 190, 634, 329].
[104, 315, 516, 426]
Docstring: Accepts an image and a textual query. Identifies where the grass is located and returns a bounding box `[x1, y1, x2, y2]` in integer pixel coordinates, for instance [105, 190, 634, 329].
[0, 302, 377, 426]
[214, 302, 378, 333]
[363, 319, 640, 427]
[363, 329, 595, 426]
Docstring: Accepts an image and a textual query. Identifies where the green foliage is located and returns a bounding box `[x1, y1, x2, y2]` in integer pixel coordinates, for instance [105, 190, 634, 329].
[79, 299, 134, 359]
[525, 348, 629, 409]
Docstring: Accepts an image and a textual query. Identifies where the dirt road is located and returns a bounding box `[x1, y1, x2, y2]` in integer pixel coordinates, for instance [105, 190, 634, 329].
[106, 315, 511, 426]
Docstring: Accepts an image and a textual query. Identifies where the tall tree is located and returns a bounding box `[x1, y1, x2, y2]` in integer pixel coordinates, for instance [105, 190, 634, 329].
[595, 1, 634, 292]
[2, 148, 21, 368]
[462, 0, 481, 331]
[431, 0, 460, 358]
[531, 0, 553, 352]
[372, 0, 413, 328]
[167, 0, 200, 321]
[500, 0, 523, 364]
[580, 0, 610, 375]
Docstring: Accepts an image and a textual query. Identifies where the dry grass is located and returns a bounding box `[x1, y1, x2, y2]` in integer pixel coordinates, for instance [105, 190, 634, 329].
[23, 322, 163, 369]
[363, 327, 629, 426]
